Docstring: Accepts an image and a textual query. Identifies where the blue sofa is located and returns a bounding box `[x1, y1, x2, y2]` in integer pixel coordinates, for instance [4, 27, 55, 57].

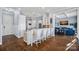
[55, 27, 75, 36]
[65, 28, 75, 36]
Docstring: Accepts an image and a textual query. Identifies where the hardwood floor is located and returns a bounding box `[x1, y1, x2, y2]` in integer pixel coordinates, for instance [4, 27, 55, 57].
[0, 35, 78, 51]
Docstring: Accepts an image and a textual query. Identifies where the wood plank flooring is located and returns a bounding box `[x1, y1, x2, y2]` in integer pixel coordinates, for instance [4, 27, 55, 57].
[0, 35, 78, 51]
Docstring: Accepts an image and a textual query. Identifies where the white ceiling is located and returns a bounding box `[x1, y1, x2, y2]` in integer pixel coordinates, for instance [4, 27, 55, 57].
[5, 7, 77, 17]
[20, 7, 75, 16]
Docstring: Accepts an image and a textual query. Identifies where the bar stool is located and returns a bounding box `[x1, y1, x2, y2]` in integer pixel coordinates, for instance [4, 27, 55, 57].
[35, 29, 43, 46]
[41, 29, 47, 42]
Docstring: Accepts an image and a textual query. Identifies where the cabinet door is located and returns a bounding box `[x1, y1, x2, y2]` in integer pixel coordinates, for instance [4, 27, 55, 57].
[18, 15, 26, 37]
[2, 13, 13, 36]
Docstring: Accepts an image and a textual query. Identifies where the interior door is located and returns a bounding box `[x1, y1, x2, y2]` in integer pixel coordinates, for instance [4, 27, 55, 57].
[3, 13, 13, 36]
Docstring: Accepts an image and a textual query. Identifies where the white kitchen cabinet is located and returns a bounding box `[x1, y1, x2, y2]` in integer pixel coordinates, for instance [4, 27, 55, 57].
[12, 11, 26, 38]
[18, 15, 26, 38]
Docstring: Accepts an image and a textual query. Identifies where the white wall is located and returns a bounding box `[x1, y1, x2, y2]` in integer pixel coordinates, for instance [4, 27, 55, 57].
[77, 8, 79, 38]
[55, 16, 77, 27]
[0, 9, 2, 45]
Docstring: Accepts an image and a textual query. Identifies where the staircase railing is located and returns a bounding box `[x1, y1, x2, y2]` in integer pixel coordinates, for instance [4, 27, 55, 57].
[65, 38, 77, 51]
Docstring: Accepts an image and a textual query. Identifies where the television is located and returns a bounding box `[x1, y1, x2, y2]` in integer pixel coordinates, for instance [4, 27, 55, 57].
[60, 20, 68, 25]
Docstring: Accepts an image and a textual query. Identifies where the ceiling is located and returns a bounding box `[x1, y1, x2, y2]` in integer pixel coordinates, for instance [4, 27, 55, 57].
[4, 7, 77, 17]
